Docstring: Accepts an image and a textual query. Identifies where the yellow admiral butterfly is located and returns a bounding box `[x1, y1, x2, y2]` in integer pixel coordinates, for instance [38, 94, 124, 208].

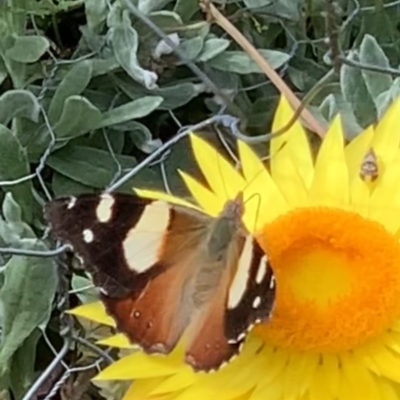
[44, 192, 276, 371]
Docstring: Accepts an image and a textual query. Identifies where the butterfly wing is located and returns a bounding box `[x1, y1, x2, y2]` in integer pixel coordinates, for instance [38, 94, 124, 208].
[184, 234, 275, 371]
[185, 257, 243, 371]
[225, 237, 275, 343]
[45, 193, 211, 353]
[45, 193, 276, 370]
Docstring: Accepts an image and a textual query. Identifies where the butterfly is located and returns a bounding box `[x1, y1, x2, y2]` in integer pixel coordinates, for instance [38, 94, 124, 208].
[44, 191, 276, 371]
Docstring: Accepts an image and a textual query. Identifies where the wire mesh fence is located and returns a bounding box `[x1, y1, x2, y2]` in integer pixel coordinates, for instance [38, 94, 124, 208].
[1, 0, 400, 399]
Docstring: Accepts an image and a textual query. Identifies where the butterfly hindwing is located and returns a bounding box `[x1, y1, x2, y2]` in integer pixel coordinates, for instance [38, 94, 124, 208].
[225, 237, 275, 343]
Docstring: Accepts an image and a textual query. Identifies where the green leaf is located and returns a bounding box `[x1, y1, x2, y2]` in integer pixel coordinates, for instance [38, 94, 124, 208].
[244, 0, 301, 20]
[0, 193, 36, 256]
[48, 60, 93, 124]
[0, 243, 57, 375]
[97, 96, 163, 129]
[176, 37, 204, 62]
[359, 34, 393, 103]
[113, 75, 202, 109]
[5, 36, 49, 63]
[53, 96, 102, 139]
[125, 121, 162, 153]
[71, 274, 98, 304]
[208, 49, 290, 74]
[319, 94, 338, 122]
[9, 330, 41, 400]
[110, 13, 158, 89]
[243, 0, 273, 7]
[174, 0, 199, 21]
[156, 82, 202, 110]
[340, 51, 377, 128]
[197, 38, 230, 62]
[137, 0, 174, 13]
[375, 78, 400, 118]
[84, 0, 108, 32]
[0, 58, 7, 86]
[92, 58, 120, 77]
[0, 125, 33, 223]
[47, 145, 158, 190]
[52, 172, 96, 197]
[0, 90, 40, 125]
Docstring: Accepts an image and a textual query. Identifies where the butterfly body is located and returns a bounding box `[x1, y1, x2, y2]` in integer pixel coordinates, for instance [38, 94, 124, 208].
[45, 192, 275, 371]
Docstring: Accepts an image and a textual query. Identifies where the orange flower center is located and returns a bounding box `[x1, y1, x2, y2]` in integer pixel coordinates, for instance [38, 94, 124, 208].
[255, 207, 400, 352]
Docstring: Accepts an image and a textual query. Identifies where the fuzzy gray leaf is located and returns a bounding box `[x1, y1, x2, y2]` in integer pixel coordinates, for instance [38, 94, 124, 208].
[359, 34, 393, 103]
[0, 243, 57, 376]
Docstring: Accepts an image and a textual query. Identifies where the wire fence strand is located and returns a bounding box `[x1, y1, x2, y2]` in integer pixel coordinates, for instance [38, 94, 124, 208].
[1, 1, 399, 399]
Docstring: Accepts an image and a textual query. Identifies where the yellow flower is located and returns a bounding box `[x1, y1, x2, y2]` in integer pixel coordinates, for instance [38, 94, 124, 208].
[71, 96, 400, 400]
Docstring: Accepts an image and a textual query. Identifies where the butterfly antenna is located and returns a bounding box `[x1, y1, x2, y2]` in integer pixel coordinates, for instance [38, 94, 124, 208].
[238, 141, 288, 230]
[216, 146, 230, 202]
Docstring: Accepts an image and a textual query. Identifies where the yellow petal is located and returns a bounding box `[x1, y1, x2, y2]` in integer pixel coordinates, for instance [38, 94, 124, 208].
[282, 353, 319, 398]
[237, 140, 268, 183]
[365, 341, 400, 383]
[371, 98, 400, 164]
[179, 170, 223, 216]
[96, 333, 134, 349]
[271, 96, 314, 188]
[94, 352, 182, 380]
[122, 378, 169, 400]
[250, 375, 285, 400]
[349, 176, 370, 218]
[379, 380, 400, 400]
[194, 337, 264, 400]
[248, 347, 289, 399]
[319, 354, 341, 399]
[308, 365, 334, 400]
[68, 302, 115, 327]
[173, 385, 215, 400]
[150, 368, 195, 395]
[242, 171, 289, 233]
[235, 141, 288, 231]
[268, 144, 309, 208]
[337, 369, 355, 400]
[384, 330, 400, 354]
[368, 155, 400, 233]
[340, 352, 381, 400]
[345, 125, 374, 183]
[310, 115, 349, 207]
[190, 135, 245, 200]
[134, 188, 199, 211]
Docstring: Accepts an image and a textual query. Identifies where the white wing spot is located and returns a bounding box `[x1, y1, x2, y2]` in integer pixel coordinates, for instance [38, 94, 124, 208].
[236, 332, 246, 341]
[219, 361, 228, 370]
[256, 255, 268, 284]
[252, 296, 261, 308]
[122, 201, 170, 273]
[270, 276, 275, 289]
[246, 323, 254, 332]
[67, 196, 77, 209]
[228, 235, 254, 309]
[83, 229, 94, 243]
[96, 193, 115, 223]
[99, 287, 109, 296]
